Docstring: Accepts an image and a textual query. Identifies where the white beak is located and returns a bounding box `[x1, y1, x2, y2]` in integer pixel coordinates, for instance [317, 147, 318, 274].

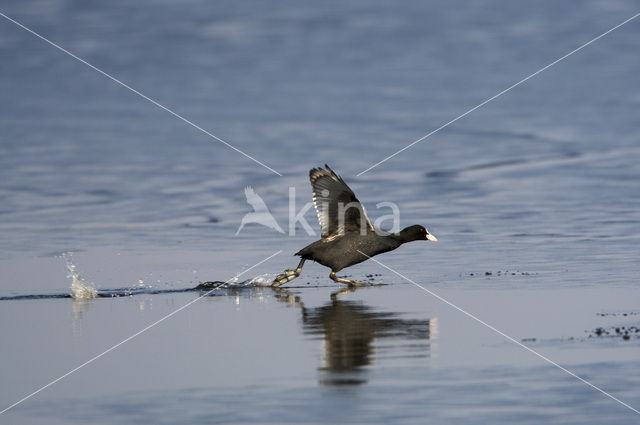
[426, 233, 438, 242]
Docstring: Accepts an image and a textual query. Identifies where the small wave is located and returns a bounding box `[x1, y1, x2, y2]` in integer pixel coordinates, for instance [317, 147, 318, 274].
[0, 293, 72, 301]
[0, 270, 279, 301]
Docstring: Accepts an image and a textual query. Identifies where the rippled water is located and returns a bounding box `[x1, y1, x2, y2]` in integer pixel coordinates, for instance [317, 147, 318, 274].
[1, 0, 639, 423]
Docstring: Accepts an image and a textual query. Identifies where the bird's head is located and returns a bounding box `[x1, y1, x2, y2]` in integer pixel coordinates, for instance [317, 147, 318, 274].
[399, 225, 438, 242]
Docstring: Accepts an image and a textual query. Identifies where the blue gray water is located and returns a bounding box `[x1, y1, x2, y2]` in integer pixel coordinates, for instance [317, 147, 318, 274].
[1, 0, 639, 423]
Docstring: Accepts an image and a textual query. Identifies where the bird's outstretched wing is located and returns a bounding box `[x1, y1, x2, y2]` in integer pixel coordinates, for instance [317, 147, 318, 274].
[309, 165, 373, 238]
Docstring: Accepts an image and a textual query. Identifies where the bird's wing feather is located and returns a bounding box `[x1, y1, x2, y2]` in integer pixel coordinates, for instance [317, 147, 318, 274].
[309, 165, 373, 238]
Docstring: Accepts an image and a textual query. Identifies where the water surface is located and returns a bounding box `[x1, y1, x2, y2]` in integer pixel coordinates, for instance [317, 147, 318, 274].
[1, 0, 639, 423]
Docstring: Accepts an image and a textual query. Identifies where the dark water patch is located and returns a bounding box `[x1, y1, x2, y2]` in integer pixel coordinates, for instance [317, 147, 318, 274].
[443, 127, 541, 141]
[596, 219, 640, 225]
[426, 152, 582, 179]
[497, 210, 540, 220]
[589, 326, 640, 341]
[85, 189, 118, 197]
[98, 286, 202, 297]
[509, 232, 579, 238]
[465, 270, 539, 277]
[182, 221, 223, 228]
[518, 323, 640, 345]
[467, 158, 531, 171]
[422, 177, 489, 199]
[596, 312, 639, 317]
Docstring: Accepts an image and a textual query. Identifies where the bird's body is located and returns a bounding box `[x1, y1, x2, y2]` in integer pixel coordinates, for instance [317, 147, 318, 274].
[272, 165, 436, 287]
[296, 230, 400, 272]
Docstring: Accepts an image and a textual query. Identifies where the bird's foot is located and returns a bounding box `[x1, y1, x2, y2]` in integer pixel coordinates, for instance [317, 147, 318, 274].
[271, 259, 306, 288]
[329, 271, 374, 287]
[272, 269, 299, 287]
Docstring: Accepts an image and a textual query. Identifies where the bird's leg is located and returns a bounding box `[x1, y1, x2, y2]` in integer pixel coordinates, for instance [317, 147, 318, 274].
[329, 271, 371, 287]
[272, 259, 305, 287]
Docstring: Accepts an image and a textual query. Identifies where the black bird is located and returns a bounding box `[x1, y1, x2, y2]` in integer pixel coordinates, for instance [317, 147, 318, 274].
[272, 165, 437, 287]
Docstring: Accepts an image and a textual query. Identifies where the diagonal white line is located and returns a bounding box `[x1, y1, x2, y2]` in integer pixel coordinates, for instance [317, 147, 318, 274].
[0, 11, 282, 177]
[0, 250, 282, 416]
[357, 11, 640, 176]
[358, 251, 640, 416]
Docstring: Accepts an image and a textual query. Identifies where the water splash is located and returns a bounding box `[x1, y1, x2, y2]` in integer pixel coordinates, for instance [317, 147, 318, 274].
[248, 274, 277, 286]
[63, 253, 98, 299]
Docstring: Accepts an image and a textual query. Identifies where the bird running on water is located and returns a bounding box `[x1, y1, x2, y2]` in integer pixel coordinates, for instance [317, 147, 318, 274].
[272, 165, 437, 287]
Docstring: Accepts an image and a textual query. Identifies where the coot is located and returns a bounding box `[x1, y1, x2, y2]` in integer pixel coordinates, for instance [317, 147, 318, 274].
[272, 165, 437, 287]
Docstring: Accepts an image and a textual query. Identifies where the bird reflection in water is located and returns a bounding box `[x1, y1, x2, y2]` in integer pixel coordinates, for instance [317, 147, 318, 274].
[276, 288, 436, 386]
